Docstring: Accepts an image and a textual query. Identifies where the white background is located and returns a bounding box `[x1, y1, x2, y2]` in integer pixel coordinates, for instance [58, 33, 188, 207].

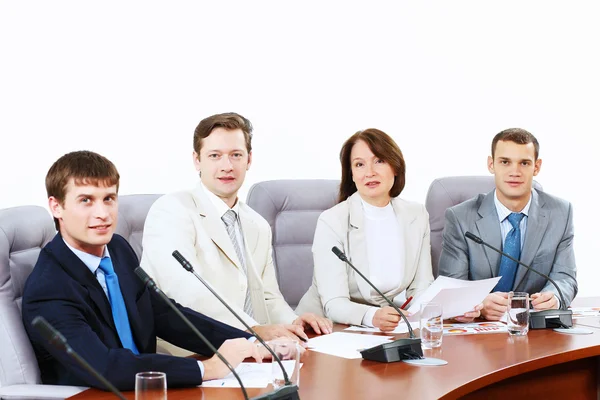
[1, 2, 598, 296]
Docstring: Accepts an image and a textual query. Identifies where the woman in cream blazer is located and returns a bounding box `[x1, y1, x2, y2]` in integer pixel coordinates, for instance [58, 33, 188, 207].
[296, 128, 434, 330]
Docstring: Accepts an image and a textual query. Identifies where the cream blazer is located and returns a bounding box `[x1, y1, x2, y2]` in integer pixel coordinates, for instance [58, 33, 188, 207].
[296, 192, 434, 326]
[140, 183, 298, 352]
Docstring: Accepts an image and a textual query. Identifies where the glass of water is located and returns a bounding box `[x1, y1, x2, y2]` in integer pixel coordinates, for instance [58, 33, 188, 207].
[507, 291, 529, 336]
[135, 371, 166, 400]
[270, 339, 301, 388]
[420, 302, 443, 348]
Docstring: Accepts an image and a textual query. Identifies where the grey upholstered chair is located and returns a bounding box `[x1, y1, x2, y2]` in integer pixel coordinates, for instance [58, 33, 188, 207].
[0, 206, 86, 399]
[425, 176, 542, 277]
[115, 194, 163, 261]
[246, 180, 339, 309]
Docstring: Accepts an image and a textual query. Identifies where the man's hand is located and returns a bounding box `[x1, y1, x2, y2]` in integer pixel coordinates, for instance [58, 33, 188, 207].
[251, 324, 309, 342]
[531, 292, 559, 310]
[202, 338, 263, 381]
[372, 306, 410, 332]
[453, 303, 484, 323]
[293, 313, 333, 335]
[481, 292, 509, 320]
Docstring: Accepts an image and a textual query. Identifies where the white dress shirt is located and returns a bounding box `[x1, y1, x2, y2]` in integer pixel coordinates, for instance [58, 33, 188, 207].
[493, 190, 531, 251]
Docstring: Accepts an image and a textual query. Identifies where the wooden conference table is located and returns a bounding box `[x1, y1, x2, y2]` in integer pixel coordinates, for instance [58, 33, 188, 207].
[70, 298, 600, 400]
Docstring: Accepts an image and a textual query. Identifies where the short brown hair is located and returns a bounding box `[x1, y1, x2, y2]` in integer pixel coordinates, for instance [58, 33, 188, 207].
[492, 128, 540, 160]
[338, 128, 406, 203]
[46, 151, 120, 230]
[193, 112, 253, 155]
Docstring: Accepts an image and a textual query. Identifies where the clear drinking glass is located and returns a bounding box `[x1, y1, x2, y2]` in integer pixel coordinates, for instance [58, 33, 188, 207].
[420, 302, 443, 348]
[135, 371, 167, 400]
[270, 340, 301, 388]
[507, 291, 529, 336]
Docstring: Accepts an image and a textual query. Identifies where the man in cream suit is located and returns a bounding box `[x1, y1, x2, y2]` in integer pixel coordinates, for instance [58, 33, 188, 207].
[141, 113, 331, 351]
[439, 128, 577, 320]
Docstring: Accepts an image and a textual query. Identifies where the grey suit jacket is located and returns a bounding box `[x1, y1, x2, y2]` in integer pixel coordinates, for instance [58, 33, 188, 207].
[438, 189, 577, 305]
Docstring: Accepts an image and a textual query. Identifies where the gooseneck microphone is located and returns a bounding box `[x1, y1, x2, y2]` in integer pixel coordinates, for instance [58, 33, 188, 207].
[134, 267, 250, 400]
[464, 231, 573, 329]
[31, 316, 127, 400]
[172, 250, 300, 400]
[331, 246, 423, 362]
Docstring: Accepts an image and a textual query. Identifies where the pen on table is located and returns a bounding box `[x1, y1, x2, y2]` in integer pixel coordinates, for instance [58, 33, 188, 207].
[400, 296, 413, 310]
[298, 335, 308, 343]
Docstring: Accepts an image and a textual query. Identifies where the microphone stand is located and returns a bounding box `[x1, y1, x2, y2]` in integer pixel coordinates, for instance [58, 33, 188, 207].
[331, 246, 423, 363]
[134, 268, 250, 400]
[171, 251, 300, 400]
[32, 316, 127, 400]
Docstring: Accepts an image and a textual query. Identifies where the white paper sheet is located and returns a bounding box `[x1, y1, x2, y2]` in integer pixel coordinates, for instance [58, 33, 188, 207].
[407, 276, 501, 319]
[344, 323, 410, 334]
[307, 332, 393, 359]
[201, 361, 301, 388]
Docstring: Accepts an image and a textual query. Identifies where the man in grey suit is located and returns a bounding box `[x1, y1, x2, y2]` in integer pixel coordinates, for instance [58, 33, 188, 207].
[439, 128, 577, 320]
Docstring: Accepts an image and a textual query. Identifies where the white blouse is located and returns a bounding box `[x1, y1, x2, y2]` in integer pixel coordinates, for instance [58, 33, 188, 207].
[360, 198, 406, 326]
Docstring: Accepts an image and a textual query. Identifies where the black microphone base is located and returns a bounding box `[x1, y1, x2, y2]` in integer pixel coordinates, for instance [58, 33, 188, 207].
[529, 309, 573, 329]
[252, 384, 300, 400]
[360, 338, 423, 363]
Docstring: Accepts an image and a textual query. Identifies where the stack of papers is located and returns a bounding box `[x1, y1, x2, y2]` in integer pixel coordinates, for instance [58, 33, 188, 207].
[570, 307, 600, 318]
[307, 332, 393, 359]
[201, 361, 300, 388]
[344, 324, 410, 334]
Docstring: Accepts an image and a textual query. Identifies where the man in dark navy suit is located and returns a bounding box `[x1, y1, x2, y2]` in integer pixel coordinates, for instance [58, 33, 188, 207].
[22, 151, 267, 390]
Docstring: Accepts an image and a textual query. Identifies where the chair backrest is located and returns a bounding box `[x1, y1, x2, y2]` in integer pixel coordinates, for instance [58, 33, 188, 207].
[0, 206, 55, 388]
[115, 194, 163, 261]
[425, 176, 542, 277]
[246, 180, 339, 308]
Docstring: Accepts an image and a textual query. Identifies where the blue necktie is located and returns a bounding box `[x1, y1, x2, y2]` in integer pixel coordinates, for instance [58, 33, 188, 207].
[98, 257, 139, 354]
[494, 212, 525, 292]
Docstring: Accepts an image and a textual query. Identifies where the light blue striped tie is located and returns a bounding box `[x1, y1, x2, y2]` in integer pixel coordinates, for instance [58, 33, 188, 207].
[222, 209, 254, 318]
[494, 212, 525, 292]
[98, 257, 139, 354]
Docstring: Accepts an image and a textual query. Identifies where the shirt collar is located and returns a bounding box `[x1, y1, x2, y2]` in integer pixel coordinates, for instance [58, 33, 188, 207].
[199, 180, 240, 218]
[63, 238, 110, 276]
[493, 190, 532, 222]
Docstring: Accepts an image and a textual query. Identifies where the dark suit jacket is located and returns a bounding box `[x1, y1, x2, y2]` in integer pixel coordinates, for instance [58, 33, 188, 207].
[438, 189, 577, 305]
[22, 233, 251, 390]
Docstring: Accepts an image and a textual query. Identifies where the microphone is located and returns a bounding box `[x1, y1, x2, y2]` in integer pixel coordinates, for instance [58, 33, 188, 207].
[331, 246, 423, 363]
[172, 250, 300, 400]
[31, 316, 127, 400]
[133, 267, 250, 400]
[464, 231, 573, 329]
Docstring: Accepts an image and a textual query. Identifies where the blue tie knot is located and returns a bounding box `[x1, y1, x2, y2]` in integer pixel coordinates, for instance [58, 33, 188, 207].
[98, 257, 115, 275]
[507, 212, 524, 229]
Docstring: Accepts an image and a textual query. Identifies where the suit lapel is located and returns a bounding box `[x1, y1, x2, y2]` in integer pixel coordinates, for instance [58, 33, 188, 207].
[347, 193, 372, 300]
[514, 190, 548, 289]
[475, 192, 502, 277]
[108, 242, 145, 348]
[193, 184, 243, 270]
[47, 235, 116, 331]
[391, 199, 417, 292]
[239, 205, 259, 256]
